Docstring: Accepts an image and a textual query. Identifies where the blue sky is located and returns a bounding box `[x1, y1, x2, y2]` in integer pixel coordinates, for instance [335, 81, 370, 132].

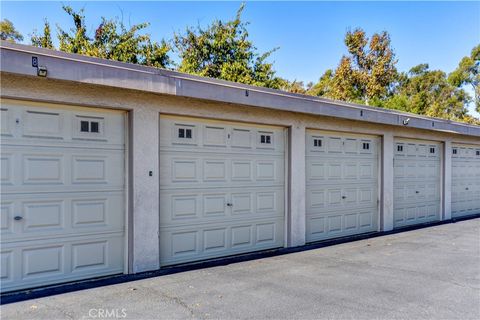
[2, 1, 479, 115]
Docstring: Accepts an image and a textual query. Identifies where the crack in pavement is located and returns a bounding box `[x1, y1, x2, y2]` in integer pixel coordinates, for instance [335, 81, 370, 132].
[156, 290, 198, 319]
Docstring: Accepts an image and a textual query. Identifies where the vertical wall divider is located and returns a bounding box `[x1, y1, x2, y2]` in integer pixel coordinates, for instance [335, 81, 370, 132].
[443, 139, 452, 220]
[381, 132, 394, 231]
[131, 108, 160, 273]
[288, 123, 306, 247]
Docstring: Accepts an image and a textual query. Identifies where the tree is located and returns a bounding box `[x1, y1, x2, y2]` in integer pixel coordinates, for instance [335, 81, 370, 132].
[0, 19, 23, 42]
[448, 45, 480, 113]
[31, 19, 54, 49]
[280, 80, 313, 94]
[306, 28, 477, 123]
[310, 28, 397, 104]
[307, 69, 334, 97]
[329, 56, 360, 102]
[38, 5, 172, 68]
[174, 3, 283, 89]
[380, 64, 472, 122]
[56, 6, 89, 54]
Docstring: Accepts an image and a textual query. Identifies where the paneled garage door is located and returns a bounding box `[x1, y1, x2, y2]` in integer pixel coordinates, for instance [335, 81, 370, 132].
[393, 139, 441, 228]
[1, 101, 125, 292]
[159, 116, 285, 266]
[452, 144, 480, 218]
[305, 130, 380, 242]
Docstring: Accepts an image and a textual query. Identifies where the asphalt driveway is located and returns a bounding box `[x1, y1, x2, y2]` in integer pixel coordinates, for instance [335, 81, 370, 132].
[2, 218, 479, 320]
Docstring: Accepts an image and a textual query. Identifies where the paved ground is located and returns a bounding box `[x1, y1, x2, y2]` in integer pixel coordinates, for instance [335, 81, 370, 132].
[2, 219, 479, 320]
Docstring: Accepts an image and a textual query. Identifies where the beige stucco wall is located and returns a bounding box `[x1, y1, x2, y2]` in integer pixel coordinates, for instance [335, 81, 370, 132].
[2, 73, 479, 273]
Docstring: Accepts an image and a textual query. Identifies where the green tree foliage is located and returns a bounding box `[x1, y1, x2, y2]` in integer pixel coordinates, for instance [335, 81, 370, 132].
[174, 3, 283, 89]
[307, 69, 334, 97]
[0, 19, 23, 42]
[448, 45, 480, 113]
[32, 6, 171, 68]
[379, 64, 475, 123]
[321, 28, 397, 104]
[59, 6, 171, 67]
[31, 19, 54, 49]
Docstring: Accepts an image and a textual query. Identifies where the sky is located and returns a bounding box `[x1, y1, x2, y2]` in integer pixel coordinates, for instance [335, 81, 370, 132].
[1, 1, 479, 116]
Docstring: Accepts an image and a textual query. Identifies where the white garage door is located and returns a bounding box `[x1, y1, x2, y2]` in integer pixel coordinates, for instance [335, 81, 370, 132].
[452, 144, 480, 218]
[159, 116, 285, 266]
[1, 101, 125, 292]
[393, 139, 441, 228]
[305, 130, 380, 242]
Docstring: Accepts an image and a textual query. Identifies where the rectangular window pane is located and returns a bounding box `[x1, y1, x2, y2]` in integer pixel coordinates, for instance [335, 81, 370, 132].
[90, 122, 99, 133]
[80, 121, 89, 132]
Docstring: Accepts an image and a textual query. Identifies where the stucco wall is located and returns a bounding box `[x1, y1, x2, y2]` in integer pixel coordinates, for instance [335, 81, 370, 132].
[1, 73, 479, 273]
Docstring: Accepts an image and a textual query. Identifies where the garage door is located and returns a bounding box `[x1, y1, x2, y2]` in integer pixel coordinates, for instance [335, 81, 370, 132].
[159, 116, 285, 266]
[452, 144, 480, 218]
[393, 139, 441, 228]
[1, 101, 125, 292]
[305, 130, 380, 242]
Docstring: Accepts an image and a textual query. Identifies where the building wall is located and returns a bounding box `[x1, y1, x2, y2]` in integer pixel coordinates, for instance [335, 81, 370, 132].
[2, 73, 479, 273]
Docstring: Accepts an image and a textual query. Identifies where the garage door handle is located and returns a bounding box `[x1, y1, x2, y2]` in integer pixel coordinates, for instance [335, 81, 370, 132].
[226, 203, 233, 207]
[342, 196, 346, 199]
[14, 216, 23, 221]
[415, 191, 419, 194]
[465, 187, 469, 190]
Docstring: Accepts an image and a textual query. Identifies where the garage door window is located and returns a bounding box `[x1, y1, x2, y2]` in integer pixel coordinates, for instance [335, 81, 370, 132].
[313, 138, 322, 147]
[80, 120, 100, 133]
[174, 124, 196, 144]
[76, 116, 104, 136]
[259, 132, 273, 145]
[178, 128, 192, 139]
[80, 120, 89, 132]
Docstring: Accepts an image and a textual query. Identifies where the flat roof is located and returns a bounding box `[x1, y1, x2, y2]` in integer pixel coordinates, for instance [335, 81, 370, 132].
[1, 41, 479, 137]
